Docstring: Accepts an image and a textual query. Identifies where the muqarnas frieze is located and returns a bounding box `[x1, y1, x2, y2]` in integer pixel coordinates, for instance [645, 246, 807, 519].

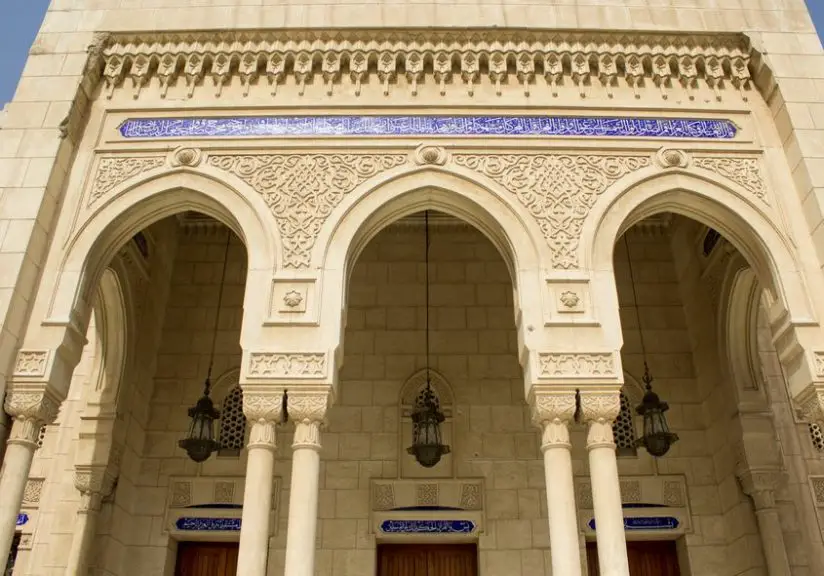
[454, 154, 650, 269]
[208, 153, 406, 268]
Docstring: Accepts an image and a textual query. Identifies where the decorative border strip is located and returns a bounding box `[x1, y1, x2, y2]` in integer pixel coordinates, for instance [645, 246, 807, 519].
[588, 516, 679, 531]
[175, 517, 241, 531]
[379, 520, 475, 534]
[118, 115, 737, 140]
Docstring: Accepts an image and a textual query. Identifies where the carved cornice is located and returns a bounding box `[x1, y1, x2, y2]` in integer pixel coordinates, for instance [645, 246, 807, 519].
[98, 30, 755, 101]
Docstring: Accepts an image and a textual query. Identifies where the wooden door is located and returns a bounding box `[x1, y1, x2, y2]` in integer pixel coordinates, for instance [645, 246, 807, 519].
[377, 544, 477, 576]
[587, 541, 680, 576]
[175, 542, 239, 576]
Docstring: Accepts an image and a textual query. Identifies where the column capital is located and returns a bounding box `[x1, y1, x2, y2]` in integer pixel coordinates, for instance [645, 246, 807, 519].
[287, 388, 332, 450]
[4, 388, 62, 448]
[737, 468, 784, 510]
[578, 387, 621, 450]
[74, 464, 117, 513]
[578, 387, 622, 424]
[528, 388, 576, 450]
[243, 391, 284, 450]
[796, 382, 824, 425]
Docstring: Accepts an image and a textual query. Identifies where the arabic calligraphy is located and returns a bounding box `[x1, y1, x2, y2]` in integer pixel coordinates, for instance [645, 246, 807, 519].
[119, 115, 737, 140]
[175, 517, 241, 531]
[16, 513, 28, 527]
[379, 520, 475, 534]
[588, 516, 680, 531]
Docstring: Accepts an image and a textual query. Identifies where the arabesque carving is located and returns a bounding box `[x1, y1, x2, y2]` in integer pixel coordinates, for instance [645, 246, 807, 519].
[693, 156, 767, 203]
[454, 154, 649, 268]
[13, 350, 49, 377]
[248, 353, 327, 379]
[89, 156, 165, 205]
[209, 154, 406, 267]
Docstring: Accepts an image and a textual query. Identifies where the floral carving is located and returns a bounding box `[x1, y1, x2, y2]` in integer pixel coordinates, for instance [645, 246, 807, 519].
[208, 154, 406, 267]
[538, 353, 615, 378]
[242, 393, 284, 422]
[811, 476, 824, 507]
[459, 484, 481, 510]
[22, 479, 44, 505]
[214, 482, 235, 504]
[663, 480, 684, 507]
[619, 480, 641, 504]
[454, 154, 649, 268]
[577, 482, 593, 509]
[283, 290, 304, 309]
[579, 392, 622, 423]
[693, 157, 767, 203]
[815, 352, 824, 378]
[89, 156, 165, 205]
[559, 291, 580, 309]
[373, 484, 395, 511]
[171, 481, 192, 508]
[417, 483, 439, 507]
[13, 350, 49, 377]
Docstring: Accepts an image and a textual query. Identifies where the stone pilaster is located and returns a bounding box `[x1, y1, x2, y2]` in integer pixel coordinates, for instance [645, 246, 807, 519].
[65, 463, 118, 575]
[737, 469, 792, 576]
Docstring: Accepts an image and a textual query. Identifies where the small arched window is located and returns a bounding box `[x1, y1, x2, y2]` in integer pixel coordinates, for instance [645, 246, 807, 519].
[613, 391, 637, 457]
[809, 423, 824, 453]
[218, 385, 246, 457]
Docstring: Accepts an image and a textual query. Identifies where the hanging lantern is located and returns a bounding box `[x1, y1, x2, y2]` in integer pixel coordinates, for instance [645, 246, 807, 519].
[179, 233, 232, 463]
[407, 380, 450, 468]
[635, 369, 679, 458]
[179, 378, 221, 463]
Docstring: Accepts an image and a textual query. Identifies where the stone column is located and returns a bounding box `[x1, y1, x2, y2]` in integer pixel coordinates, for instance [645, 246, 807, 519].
[530, 389, 582, 576]
[581, 391, 629, 576]
[237, 392, 283, 576]
[65, 464, 117, 576]
[0, 391, 59, 562]
[284, 390, 330, 576]
[738, 469, 791, 576]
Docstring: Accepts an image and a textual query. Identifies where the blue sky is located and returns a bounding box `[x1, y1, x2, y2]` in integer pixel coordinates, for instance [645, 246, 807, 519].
[0, 1, 823, 105]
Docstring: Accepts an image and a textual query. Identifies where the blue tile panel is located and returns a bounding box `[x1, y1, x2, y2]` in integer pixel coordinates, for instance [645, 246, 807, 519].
[588, 516, 680, 531]
[119, 115, 737, 140]
[175, 517, 241, 531]
[16, 514, 28, 527]
[379, 520, 475, 534]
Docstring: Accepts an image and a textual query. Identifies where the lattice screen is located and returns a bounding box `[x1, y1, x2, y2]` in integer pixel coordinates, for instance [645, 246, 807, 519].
[219, 386, 246, 456]
[613, 392, 637, 457]
[36, 425, 47, 450]
[810, 423, 824, 453]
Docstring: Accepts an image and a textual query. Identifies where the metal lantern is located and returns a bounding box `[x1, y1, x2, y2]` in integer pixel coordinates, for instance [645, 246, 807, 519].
[635, 367, 679, 458]
[405, 210, 451, 468]
[179, 233, 231, 463]
[407, 380, 450, 468]
[624, 235, 678, 458]
[178, 378, 221, 463]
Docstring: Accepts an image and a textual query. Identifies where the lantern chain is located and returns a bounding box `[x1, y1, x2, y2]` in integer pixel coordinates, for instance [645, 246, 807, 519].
[206, 232, 232, 393]
[624, 234, 653, 389]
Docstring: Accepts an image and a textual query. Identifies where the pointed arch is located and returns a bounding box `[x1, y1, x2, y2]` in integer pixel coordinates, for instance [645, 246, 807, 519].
[47, 169, 276, 327]
[588, 170, 817, 327]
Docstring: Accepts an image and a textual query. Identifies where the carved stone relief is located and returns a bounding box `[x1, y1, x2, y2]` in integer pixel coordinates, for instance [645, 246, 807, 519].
[209, 154, 406, 268]
[454, 154, 649, 268]
[693, 156, 767, 203]
[13, 350, 50, 377]
[247, 353, 326, 379]
[89, 156, 165, 205]
[171, 481, 192, 508]
[538, 353, 616, 378]
[22, 479, 44, 506]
